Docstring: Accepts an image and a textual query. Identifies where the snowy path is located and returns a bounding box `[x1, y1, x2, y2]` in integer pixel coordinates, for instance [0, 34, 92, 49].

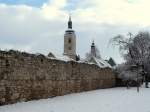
[0, 87, 150, 112]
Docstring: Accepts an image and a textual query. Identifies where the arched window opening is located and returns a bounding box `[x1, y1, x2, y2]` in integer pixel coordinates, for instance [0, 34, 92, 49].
[68, 38, 71, 43]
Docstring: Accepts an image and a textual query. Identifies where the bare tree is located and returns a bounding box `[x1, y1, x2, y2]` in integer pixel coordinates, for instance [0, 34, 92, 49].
[111, 31, 150, 84]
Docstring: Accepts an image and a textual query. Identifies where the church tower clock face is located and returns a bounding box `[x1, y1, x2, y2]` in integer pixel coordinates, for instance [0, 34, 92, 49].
[63, 15, 76, 60]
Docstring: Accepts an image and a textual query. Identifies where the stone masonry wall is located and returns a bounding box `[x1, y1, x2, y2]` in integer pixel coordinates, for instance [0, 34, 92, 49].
[0, 50, 116, 105]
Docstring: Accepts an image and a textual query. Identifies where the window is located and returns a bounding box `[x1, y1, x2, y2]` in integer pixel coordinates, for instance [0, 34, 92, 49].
[68, 38, 71, 43]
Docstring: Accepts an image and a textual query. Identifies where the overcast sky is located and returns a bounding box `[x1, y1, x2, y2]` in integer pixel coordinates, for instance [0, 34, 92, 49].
[0, 0, 150, 64]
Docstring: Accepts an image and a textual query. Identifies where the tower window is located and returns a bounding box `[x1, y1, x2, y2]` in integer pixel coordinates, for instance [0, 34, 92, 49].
[68, 38, 71, 43]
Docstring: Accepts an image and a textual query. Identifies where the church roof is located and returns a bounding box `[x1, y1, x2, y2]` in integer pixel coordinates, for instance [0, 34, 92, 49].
[85, 56, 112, 68]
[65, 28, 74, 33]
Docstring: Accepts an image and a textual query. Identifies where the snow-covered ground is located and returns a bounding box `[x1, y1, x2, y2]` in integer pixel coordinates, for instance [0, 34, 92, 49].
[0, 87, 150, 112]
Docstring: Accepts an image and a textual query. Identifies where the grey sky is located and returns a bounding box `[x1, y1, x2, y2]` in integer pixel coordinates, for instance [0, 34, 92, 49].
[0, 0, 150, 64]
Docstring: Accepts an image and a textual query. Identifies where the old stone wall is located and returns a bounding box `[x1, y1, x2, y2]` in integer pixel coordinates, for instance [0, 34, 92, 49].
[0, 50, 116, 105]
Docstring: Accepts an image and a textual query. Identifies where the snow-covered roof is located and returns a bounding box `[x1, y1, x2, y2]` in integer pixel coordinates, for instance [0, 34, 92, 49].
[94, 57, 112, 68]
[47, 54, 74, 62]
[85, 56, 112, 68]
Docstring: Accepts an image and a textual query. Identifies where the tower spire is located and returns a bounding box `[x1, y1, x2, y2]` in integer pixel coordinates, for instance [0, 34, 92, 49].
[68, 14, 72, 29]
[69, 14, 71, 21]
[64, 15, 76, 60]
[92, 40, 95, 46]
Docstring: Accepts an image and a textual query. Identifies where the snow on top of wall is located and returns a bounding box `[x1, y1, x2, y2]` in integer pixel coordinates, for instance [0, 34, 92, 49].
[47, 54, 111, 69]
[0, 49, 111, 68]
[47, 54, 74, 62]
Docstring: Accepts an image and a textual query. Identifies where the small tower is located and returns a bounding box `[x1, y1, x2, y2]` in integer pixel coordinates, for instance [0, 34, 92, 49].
[63, 15, 76, 60]
[91, 40, 96, 57]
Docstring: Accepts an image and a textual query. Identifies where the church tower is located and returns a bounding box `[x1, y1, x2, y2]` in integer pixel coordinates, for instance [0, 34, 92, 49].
[63, 15, 76, 60]
[91, 41, 96, 57]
